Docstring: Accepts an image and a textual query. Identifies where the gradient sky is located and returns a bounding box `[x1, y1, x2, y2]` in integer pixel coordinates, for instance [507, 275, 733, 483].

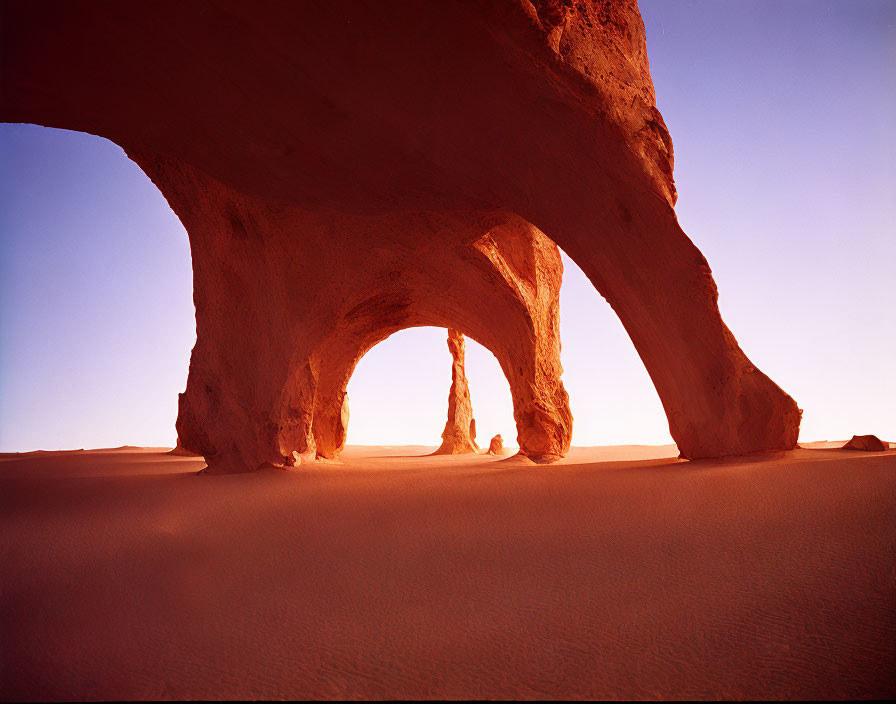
[1, 1, 893, 451]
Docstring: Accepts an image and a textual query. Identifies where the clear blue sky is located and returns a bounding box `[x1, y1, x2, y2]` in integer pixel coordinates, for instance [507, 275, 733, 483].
[1, 0, 893, 451]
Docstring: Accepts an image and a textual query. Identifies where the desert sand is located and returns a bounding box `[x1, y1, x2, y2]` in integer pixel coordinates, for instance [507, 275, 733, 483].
[1, 444, 893, 700]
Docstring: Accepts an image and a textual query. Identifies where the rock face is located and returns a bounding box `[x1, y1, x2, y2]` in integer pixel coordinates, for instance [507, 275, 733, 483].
[434, 330, 480, 455]
[843, 435, 888, 452]
[488, 435, 506, 456]
[2, 0, 800, 469]
[150, 172, 571, 471]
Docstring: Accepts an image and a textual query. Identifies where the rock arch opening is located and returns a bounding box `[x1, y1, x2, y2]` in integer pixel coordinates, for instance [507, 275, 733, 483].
[0, 124, 194, 451]
[343, 327, 516, 455]
[556, 249, 673, 447]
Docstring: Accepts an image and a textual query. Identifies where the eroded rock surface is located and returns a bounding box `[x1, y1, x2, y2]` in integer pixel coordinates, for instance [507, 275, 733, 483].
[2, 0, 800, 469]
[488, 435, 506, 456]
[434, 330, 480, 455]
[843, 435, 888, 452]
[143, 160, 571, 471]
[128, 151, 571, 470]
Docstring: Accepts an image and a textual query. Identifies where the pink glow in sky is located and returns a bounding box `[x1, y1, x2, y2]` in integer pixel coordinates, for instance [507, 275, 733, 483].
[1, 1, 893, 451]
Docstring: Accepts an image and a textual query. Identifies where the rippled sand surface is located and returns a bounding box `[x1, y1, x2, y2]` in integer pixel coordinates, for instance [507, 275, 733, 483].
[2, 445, 894, 700]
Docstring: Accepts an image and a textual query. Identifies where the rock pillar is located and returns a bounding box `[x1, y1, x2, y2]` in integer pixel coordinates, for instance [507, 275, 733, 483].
[434, 329, 480, 455]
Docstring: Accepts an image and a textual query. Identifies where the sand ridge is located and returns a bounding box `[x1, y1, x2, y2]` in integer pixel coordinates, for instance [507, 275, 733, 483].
[1, 445, 894, 700]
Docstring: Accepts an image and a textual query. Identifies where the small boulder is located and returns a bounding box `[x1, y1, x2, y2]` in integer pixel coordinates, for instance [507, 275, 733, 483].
[843, 435, 888, 452]
[488, 434, 505, 455]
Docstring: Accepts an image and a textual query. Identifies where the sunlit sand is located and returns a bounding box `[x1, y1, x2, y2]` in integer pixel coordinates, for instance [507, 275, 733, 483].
[2, 444, 893, 700]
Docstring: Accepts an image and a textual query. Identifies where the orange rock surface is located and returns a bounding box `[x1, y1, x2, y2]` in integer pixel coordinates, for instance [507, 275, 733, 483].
[843, 435, 888, 452]
[1, 0, 800, 469]
[144, 155, 571, 471]
[488, 434, 506, 455]
[434, 330, 481, 455]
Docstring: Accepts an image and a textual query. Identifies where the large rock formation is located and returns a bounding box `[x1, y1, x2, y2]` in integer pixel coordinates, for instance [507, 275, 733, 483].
[488, 435, 506, 456]
[1, 0, 800, 470]
[434, 330, 480, 455]
[142, 159, 571, 470]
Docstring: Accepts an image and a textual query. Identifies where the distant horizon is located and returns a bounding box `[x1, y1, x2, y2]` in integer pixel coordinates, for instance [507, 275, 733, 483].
[1, 0, 894, 452]
[7, 439, 892, 456]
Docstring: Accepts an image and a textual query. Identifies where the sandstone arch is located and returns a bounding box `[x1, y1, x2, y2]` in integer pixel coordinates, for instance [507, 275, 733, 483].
[1, 0, 800, 468]
[301, 216, 571, 465]
[127, 151, 569, 470]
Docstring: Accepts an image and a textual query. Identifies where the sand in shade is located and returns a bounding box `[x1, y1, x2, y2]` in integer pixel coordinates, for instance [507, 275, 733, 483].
[1, 444, 894, 700]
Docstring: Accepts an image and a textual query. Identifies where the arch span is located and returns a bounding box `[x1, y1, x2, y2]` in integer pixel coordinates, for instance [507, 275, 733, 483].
[1, 0, 800, 469]
[133, 151, 570, 471]
[307, 222, 571, 463]
[331, 327, 511, 453]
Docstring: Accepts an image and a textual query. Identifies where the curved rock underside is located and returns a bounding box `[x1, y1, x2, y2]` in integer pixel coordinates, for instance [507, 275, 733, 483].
[434, 330, 481, 456]
[1, 0, 801, 470]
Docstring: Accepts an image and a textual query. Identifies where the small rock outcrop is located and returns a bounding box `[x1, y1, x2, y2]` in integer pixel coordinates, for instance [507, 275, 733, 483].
[434, 329, 480, 455]
[843, 435, 888, 452]
[488, 435, 505, 455]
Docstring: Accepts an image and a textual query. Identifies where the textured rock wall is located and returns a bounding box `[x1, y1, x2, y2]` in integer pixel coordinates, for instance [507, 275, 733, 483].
[1, 0, 800, 466]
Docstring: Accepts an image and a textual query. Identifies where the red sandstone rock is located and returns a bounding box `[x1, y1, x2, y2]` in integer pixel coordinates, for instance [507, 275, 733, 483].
[140, 161, 571, 471]
[488, 435, 506, 456]
[843, 435, 888, 452]
[1, 0, 800, 469]
[434, 330, 480, 455]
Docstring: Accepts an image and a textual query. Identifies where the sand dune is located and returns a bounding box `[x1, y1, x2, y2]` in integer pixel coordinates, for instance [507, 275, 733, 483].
[1, 445, 893, 700]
